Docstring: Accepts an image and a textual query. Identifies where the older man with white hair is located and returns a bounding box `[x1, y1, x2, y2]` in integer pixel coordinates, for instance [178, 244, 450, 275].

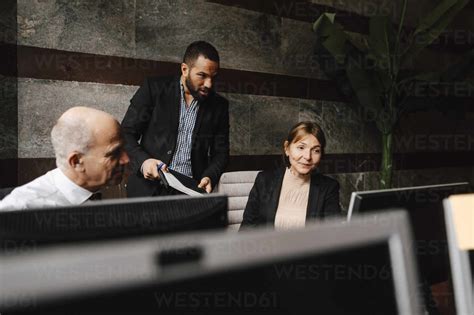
[0, 107, 129, 211]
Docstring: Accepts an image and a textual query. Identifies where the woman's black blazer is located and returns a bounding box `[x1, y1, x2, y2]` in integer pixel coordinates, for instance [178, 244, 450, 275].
[240, 167, 341, 230]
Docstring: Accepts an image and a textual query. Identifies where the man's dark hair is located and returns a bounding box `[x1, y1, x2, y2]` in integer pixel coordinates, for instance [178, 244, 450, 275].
[183, 41, 219, 67]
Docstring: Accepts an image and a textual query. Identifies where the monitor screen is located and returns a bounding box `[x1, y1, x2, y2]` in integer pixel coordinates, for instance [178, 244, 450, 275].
[347, 182, 470, 284]
[0, 210, 423, 315]
[0, 194, 228, 250]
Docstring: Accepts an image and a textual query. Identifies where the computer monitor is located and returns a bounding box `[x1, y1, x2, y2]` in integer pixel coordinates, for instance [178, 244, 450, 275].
[346, 182, 470, 285]
[0, 210, 423, 314]
[0, 194, 228, 250]
[444, 195, 474, 315]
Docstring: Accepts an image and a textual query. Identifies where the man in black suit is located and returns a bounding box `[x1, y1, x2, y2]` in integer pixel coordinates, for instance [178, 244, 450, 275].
[121, 41, 229, 197]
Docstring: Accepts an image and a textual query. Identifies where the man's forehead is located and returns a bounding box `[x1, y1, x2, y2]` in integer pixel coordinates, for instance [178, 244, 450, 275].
[191, 56, 219, 70]
[93, 126, 122, 145]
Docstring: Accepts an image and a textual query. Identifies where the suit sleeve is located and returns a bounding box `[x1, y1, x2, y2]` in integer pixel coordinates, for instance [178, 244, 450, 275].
[239, 172, 264, 231]
[201, 98, 229, 186]
[323, 179, 342, 218]
[121, 78, 155, 175]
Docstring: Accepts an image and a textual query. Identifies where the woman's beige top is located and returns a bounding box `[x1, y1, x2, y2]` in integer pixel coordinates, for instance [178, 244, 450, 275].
[274, 168, 311, 231]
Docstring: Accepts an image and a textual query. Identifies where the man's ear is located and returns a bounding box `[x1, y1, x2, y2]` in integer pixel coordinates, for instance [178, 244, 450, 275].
[67, 151, 85, 172]
[181, 62, 189, 77]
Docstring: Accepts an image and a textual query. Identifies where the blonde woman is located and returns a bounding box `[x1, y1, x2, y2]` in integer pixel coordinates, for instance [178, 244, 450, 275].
[240, 122, 341, 230]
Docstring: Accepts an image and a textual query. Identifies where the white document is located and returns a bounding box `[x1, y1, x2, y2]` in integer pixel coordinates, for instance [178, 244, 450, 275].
[162, 172, 203, 196]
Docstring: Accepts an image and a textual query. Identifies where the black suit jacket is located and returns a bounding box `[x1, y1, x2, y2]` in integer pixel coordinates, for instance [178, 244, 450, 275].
[121, 76, 229, 197]
[240, 168, 341, 230]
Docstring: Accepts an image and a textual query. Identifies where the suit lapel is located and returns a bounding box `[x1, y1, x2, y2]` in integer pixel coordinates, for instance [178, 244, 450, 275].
[306, 173, 321, 219]
[268, 168, 285, 224]
[193, 98, 207, 138]
[167, 78, 181, 140]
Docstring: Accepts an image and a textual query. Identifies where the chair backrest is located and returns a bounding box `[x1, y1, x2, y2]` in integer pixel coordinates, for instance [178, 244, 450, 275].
[215, 171, 260, 231]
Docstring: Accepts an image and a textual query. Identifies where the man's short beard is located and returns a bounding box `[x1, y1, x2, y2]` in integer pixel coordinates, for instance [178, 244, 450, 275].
[185, 75, 208, 102]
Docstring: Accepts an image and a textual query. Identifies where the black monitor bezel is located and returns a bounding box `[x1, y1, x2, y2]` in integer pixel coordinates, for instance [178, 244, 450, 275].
[0, 210, 423, 314]
[0, 193, 228, 248]
[347, 182, 470, 220]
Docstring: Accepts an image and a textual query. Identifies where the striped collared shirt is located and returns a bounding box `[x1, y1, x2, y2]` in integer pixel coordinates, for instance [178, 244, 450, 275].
[169, 82, 200, 177]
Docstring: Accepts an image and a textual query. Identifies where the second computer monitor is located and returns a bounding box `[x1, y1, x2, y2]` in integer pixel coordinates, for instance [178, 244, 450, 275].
[347, 182, 470, 284]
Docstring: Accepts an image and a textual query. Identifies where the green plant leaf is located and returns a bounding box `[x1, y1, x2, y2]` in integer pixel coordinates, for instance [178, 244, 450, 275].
[312, 13, 336, 35]
[346, 32, 370, 53]
[375, 68, 393, 92]
[313, 13, 366, 63]
[346, 60, 383, 112]
[398, 49, 474, 88]
[313, 13, 350, 61]
[414, 0, 460, 35]
[369, 16, 394, 74]
[322, 31, 348, 62]
[313, 14, 359, 99]
[402, 0, 469, 66]
[313, 41, 355, 98]
[399, 72, 441, 85]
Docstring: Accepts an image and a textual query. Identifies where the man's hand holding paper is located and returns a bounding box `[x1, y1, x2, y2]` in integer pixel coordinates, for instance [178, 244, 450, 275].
[142, 158, 168, 180]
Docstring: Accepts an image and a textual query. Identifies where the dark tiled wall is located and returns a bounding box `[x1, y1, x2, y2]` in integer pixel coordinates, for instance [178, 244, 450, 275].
[2, 0, 473, 199]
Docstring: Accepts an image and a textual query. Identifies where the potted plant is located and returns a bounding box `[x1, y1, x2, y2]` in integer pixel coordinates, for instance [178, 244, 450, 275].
[313, 0, 473, 188]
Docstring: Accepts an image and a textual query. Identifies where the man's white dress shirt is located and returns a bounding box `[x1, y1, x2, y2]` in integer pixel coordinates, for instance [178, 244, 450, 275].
[0, 168, 93, 211]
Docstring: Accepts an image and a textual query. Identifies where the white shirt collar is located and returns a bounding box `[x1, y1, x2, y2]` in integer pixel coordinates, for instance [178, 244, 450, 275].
[52, 168, 93, 205]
